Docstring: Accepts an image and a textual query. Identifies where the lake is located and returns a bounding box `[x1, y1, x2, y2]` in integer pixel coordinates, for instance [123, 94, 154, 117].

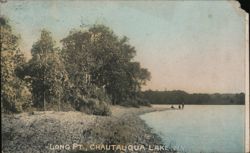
[140, 105, 245, 153]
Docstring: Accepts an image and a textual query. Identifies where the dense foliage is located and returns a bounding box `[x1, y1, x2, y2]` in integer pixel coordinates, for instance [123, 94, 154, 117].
[1, 17, 151, 114]
[143, 90, 245, 105]
[1, 17, 31, 113]
[21, 30, 70, 110]
[61, 25, 151, 106]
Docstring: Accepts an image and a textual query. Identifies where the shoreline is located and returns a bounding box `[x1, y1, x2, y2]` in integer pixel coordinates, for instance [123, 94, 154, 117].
[2, 105, 173, 153]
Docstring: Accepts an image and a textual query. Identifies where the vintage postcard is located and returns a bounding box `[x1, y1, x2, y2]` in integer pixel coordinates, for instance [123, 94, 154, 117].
[1, 0, 249, 153]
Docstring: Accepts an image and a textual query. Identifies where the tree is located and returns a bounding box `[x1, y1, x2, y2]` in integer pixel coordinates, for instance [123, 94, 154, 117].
[61, 29, 94, 98]
[88, 25, 150, 105]
[61, 24, 151, 105]
[20, 30, 69, 110]
[1, 16, 31, 112]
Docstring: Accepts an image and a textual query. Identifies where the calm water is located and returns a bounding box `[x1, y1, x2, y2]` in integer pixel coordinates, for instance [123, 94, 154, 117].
[140, 105, 245, 153]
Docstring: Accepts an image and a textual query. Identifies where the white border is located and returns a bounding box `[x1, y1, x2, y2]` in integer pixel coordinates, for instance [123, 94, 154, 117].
[245, 13, 249, 153]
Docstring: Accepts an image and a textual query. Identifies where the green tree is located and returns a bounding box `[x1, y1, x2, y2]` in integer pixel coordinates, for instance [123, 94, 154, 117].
[88, 25, 150, 105]
[61, 25, 151, 105]
[1, 16, 31, 113]
[61, 29, 93, 97]
[20, 30, 69, 111]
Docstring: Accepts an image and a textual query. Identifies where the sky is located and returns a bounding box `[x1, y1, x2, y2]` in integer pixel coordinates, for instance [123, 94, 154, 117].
[1, 0, 247, 93]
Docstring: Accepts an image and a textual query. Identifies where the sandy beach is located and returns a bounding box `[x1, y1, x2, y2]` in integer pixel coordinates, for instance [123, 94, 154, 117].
[2, 105, 174, 153]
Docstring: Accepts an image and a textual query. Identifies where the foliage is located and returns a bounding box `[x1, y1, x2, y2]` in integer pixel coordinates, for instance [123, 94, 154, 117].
[1, 16, 31, 113]
[61, 25, 151, 106]
[17, 30, 70, 110]
[2, 21, 151, 114]
[75, 97, 111, 116]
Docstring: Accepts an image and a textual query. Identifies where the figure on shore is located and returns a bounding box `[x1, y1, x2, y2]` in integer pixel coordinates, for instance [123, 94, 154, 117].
[182, 102, 184, 109]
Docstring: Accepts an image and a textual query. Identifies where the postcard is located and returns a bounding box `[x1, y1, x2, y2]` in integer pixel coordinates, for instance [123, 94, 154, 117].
[1, 0, 249, 153]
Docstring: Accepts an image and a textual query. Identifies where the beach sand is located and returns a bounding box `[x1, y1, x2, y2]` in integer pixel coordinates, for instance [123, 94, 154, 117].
[2, 105, 173, 153]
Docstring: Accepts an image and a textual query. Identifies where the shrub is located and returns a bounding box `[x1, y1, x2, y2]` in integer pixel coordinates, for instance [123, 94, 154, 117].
[120, 98, 140, 108]
[86, 84, 111, 103]
[137, 98, 151, 107]
[76, 97, 111, 116]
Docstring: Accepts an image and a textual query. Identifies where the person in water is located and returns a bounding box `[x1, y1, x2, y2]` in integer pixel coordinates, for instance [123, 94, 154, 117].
[178, 105, 181, 109]
[182, 102, 184, 109]
[171, 105, 175, 109]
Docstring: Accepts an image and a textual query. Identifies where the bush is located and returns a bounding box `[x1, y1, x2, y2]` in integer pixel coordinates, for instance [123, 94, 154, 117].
[86, 84, 111, 103]
[77, 97, 111, 116]
[120, 98, 140, 108]
[1, 83, 32, 113]
[137, 98, 151, 107]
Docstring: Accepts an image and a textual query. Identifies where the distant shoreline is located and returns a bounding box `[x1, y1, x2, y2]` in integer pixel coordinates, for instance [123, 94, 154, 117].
[143, 90, 245, 105]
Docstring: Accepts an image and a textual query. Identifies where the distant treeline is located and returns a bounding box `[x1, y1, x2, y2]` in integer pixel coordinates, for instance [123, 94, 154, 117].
[142, 90, 245, 105]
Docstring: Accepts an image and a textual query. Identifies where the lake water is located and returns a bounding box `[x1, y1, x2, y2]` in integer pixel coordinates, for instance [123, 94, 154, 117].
[140, 105, 245, 153]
